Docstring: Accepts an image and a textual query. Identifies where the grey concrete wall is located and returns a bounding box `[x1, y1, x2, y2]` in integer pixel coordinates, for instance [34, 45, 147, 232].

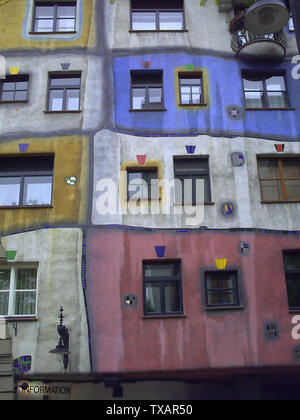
[1, 228, 90, 376]
[92, 129, 300, 230]
[0, 54, 103, 137]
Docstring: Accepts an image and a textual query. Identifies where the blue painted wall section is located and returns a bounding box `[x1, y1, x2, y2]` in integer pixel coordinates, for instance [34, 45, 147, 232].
[114, 53, 299, 140]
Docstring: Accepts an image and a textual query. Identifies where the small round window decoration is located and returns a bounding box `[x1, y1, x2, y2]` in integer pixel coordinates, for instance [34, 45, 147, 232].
[226, 105, 244, 120]
[65, 176, 77, 186]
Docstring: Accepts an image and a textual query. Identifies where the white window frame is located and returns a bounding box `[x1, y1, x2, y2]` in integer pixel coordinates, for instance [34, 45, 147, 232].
[289, 16, 294, 32]
[0, 264, 38, 317]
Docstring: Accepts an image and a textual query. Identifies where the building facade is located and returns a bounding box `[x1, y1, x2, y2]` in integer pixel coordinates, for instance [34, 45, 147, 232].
[0, 0, 300, 400]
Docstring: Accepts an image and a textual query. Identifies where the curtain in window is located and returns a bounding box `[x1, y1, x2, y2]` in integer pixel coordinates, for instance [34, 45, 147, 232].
[0, 270, 10, 315]
[14, 269, 37, 315]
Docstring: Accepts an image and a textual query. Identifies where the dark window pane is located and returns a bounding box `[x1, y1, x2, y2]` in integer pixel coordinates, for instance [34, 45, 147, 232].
[205, 271, 239, 307]
[174, 158, 208, 173]
[260, 180, 282, 201]
[283, 160, 300, 178]
[144, 263, 179, 277]
[0, 292, 9, 315]
[285, 180, 300, 200]
[131, 71, 162, 85]
[286, 273, 300, 309]
[0, 177, 21, 206]
[145, 284, 162, 313]
[164, 282, 180, 312]
[14, 292, 36, 315]
[258, 159, 279, 179]
[0, 156, 54, 173]
[284, 253, 300, 270]
[0, 270, 10, 290]
[23, 176, 53, 205]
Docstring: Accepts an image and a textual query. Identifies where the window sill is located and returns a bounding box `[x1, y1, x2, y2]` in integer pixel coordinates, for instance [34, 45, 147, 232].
[0, 205, 53, 209]
[4, 317, 38, 322]
[206, 306, 244, 311]
[129, 30, 188, 33]
[129, 108, 167, 112]
[0, 101, 28, 104]
[245, 107, 295, 111]
[174, 202, 214, 206]
[127, 198, 161, 202]
[44, 110, 81, 114]
[179, 103, 208, 107]
[260, 200, 300, 204]
[289, 310, 300, 314]
[29, 31, 77, 35]
[142, 314, 186, 319]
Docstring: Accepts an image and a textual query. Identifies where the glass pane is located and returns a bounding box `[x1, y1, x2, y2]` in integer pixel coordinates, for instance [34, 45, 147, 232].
[159, 12, 183, 30]
[181, 78, 201, 85]
[57, 5, 76, 18]
[266, 76, 286, 91]
[35, 6, 54, 18]
[207, 291, 237, 306]
[56, 18, 76, 32]
[132, 88, 146, 109]
[181, 93, 190, 104]
[16, 269, 37, 290]
[0, 292, 9, 315]
[285, 180, 300, 200]
[245, 91, 263, 108]
[15, 91, 27, 101]
[1, 91, 14, 101]
[0, 177, 20, 206]
[34, 19, 54, 32]
[284, 253, 300, 270]
[149, 87, 162, 104]
[145, 284, 161, 313]
[66, 89, 80, 110]
[128, 173, 148, 199]
[14, 292, 36, 315]
[207, 291, 221, 306]
[23, 176, 52, 205]
[260, 180, 282, 200]
[49, 90, 63, 111]
[283, 160, 300, 178]
[243, 78, 263, 91]
[16, 82, 28, 91]
[286, 274, 300, 309]
[164, 282, 180, 312]
[2, 82, 15, 91]
[0, 270, 10, 290]
[145, 264, 178, 277]
[267, 91, 288, 108]
[191, 86, 201, 94]
[50, 77, 80, 87]
[174, 158, 208, 173]
[132, 12, 156, 30]
[258, 159, 279, 178]
[191, 94, 201, 104]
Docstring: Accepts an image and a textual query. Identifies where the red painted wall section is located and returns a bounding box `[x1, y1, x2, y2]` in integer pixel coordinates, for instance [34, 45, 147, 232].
[86, 229, 300, 375]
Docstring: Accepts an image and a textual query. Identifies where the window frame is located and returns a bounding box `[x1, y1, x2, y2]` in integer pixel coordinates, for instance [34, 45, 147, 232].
[0, 155, 54, 208]
[130, 0, 186, 32]
[178, 72, 204, 106]
[143, 260, 183, 316]
[126, 167, 159, 201]
[257, 156, 300, 203]
[0, 265, 38, 318]
[47, 72, 82, 112]
[0, 75, 29, 104]
[204, 270, 241, 310]
[242, 71, 290, 110]
[32, 1, 77, 34]
[130, 70, 165, 111]
[173, 155, 212, 205]
[283, 250, 300, 311]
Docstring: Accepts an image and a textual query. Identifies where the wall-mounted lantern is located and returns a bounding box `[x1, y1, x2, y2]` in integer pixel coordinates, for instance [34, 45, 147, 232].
[49, 307, 70, 369]
[244, 0, 290, 34]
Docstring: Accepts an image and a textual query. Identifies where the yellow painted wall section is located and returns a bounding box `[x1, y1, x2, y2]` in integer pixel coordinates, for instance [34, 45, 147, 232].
[0, 136, 89, 234]
[0, 0, 96, 50]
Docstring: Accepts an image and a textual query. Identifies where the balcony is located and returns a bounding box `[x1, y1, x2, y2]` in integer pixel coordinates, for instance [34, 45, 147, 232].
[230, 12, 288, 62]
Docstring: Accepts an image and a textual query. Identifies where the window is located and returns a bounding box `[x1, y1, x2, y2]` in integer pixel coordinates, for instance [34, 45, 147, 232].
[0, 156, 54, 207]
[283, 252, 300, 310]
[143, 261, 183, 315]
[131, 70, 164, 110]
[205, 271, 240, 308]
[33, 2, 76, 33]
[0, 75, 29, 103]
[48, 73, 81, 111]
[127, 168, 158, 200]
[242, 72, 290, 109]
[173, 157, 211, 204]
[131, 0, 185, 31]
[179, 73, 204, 105]
[0, 267, 38, 317]
[289, 16, 294, 31]
[257, 157, 300, 202]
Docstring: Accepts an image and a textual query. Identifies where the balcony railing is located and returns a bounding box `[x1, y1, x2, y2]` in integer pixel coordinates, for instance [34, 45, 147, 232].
[231, 27, 288, 54]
